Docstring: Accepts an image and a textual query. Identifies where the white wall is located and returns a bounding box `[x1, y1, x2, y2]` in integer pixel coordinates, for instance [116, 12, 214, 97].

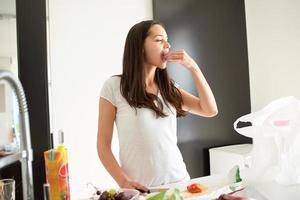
[245, 0, 300, 111]
[48, 0, 153, 198]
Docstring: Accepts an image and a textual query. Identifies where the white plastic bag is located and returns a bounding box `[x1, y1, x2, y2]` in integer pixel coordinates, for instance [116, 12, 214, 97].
[233, 96, 300, 185]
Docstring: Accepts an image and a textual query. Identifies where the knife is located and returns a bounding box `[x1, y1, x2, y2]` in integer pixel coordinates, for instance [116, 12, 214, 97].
[136, 187, 169, 193]
[149, 188, 169, 193]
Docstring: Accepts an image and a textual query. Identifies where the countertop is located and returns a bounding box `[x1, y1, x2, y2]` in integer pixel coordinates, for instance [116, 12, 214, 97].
[157, 174, 300, 199]
[80, 174, 300, 199]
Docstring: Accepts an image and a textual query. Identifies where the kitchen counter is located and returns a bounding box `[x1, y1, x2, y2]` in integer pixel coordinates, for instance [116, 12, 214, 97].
[80, 174, 300, 199]
[154, 174, 300, 199]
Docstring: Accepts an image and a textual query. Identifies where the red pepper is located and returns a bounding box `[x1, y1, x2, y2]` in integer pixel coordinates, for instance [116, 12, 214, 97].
[187, 183, 202, 193]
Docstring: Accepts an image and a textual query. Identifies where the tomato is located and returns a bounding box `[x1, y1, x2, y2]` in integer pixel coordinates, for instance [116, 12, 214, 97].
[187, 183, 202, 193]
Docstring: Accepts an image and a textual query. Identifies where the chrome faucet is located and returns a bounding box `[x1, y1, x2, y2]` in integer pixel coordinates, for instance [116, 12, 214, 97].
[0, 70, 34, 199]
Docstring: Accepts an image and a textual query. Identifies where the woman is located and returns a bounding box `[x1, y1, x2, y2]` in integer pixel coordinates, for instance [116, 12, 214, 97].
[97, 20, 217, 191]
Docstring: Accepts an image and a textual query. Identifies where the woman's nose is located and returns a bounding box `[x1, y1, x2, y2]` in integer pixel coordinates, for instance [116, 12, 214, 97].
[164, 41, 171, 49]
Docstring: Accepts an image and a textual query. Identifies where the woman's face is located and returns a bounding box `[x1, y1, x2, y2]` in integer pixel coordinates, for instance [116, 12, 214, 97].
[143, 24, 171, 69]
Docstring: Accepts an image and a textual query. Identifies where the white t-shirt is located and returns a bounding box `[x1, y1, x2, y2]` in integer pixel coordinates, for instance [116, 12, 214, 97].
[100, 76, 190, 186]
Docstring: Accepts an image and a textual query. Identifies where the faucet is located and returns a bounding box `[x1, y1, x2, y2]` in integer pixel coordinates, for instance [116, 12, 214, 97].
[0, 70, 34, 199]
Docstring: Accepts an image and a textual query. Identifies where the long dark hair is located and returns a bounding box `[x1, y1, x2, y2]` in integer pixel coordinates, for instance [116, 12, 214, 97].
[120, 20, 187, 117]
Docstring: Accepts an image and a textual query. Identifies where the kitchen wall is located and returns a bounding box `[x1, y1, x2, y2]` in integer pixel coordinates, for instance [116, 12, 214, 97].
[47, 0, 153, 198]
[245, 0, 300, 111]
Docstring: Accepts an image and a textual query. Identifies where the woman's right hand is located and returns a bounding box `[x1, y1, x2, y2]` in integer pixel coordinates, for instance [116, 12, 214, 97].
[121, 179, 149, 193]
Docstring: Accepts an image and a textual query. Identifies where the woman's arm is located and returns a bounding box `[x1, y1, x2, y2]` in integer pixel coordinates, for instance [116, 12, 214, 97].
[167, 49, 218, 117]
[97, 98, 146, 190]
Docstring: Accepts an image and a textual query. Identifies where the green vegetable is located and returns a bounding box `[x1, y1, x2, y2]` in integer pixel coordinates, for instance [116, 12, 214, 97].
[147, 191, 166, 200]
[235, 167, 242, 183]
[146, 188, 183, 200]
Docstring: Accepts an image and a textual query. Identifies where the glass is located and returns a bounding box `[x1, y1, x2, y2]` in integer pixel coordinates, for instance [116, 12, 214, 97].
[0, 179, 15, 200]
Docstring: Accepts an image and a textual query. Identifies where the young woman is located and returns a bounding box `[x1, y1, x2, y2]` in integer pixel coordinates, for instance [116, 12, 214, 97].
[97, 20, 217, 191]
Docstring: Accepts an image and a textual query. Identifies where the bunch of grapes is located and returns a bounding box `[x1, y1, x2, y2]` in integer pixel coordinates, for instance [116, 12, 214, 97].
[98, 189, 134, 200]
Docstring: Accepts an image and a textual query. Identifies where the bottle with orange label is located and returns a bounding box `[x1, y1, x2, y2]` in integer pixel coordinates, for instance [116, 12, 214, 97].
[44, 130, 70, 200]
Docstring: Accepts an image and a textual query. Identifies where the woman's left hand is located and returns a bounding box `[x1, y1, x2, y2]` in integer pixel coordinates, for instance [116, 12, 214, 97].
[166, 49, 198, 71]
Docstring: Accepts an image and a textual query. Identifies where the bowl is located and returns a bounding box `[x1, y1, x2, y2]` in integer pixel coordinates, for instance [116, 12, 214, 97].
[118, 188, 140, 200]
